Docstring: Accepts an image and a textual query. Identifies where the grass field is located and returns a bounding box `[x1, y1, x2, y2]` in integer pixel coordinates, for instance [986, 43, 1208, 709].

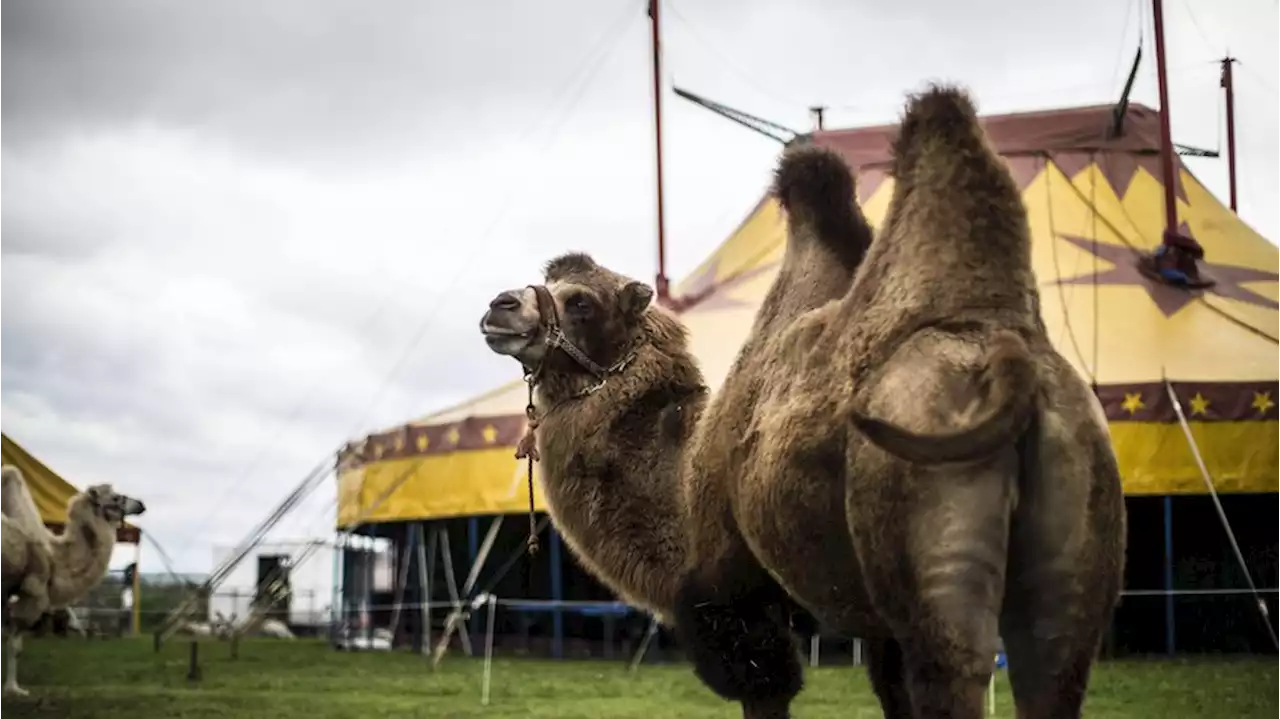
[2, 638, 1275, 718]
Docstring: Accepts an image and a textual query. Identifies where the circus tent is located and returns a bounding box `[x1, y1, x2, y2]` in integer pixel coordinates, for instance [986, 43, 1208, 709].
[332, 101, 1277, 656]
[1, 432, 142, 543]
[337, 101, 1278, 527]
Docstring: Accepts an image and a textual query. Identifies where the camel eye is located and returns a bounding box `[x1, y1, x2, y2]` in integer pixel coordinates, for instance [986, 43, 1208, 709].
[565, 293, 593, 317]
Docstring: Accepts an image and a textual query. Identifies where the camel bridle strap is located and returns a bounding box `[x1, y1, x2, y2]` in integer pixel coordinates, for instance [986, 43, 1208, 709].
[513, 283, 641, 556]
[528, 284, 615, 380]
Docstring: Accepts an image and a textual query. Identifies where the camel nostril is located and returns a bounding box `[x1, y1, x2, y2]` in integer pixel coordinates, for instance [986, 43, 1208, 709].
[490, 292, 521, 311]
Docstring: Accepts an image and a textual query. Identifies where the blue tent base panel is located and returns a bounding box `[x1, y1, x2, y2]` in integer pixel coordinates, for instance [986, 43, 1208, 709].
[336, 492, 1278, 660]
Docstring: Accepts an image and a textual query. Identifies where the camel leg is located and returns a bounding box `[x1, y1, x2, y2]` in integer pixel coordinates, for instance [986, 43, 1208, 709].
[898, 631, 993, 719]
[3, 631, 26, 696]
[1000, 529, 1114, 719]
[997, 407, 1124, 719]
[864, 637, 913, 718]
[672, 556, 803, 719]
[893, 532, 1004, 719]
[857, 458, 1013, 719]
[998, 517, 1119, 717]
[999, 622, 1101, 719]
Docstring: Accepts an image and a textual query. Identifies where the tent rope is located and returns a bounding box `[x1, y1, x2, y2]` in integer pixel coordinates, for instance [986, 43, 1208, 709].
[1162, 377, 1279, 651]
[156, 452, 336, 642]
[1042, 157, 1096, 381]
[226, 454, 454, 641]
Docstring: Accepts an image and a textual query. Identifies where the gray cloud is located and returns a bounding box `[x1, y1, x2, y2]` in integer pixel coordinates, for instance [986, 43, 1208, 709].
[3, 0, 1274, 572]
[1, 0, 658, 169]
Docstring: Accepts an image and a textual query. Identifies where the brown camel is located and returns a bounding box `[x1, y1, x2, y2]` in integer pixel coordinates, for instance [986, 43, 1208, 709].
[480, 84, 1124, 719]
[478, 141, 863, 624]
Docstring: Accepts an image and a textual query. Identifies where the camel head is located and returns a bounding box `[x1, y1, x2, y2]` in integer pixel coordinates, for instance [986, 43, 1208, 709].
[480, 252, 654, 377]
[70, 484, 147, 527]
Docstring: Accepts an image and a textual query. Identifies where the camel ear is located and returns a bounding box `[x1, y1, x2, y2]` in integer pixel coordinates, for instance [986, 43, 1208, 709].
[619, 281, 654, 318]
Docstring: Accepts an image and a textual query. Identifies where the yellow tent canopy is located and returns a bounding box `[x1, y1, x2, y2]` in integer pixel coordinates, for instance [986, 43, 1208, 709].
[337, 102, 1278, 529]
[1, 433, 140, 543]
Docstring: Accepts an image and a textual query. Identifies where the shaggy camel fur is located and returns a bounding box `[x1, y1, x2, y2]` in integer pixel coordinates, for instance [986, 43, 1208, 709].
[478, 143, 860, 627]
[2, 521, 54, 628]
[2, 465, 146, 696]
[679, 86, 1125, 718]
[480, 85, 1124, 719]
[3, 467, 56, 628]
[479, 144, 867, 714]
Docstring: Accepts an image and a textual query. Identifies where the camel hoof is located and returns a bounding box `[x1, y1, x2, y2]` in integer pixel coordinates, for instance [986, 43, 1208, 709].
[3, 684, 29, 697]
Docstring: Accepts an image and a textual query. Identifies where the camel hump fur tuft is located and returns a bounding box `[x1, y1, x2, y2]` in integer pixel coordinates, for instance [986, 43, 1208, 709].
[851, 329, 1039, 464]
[772, 144, 870, 270]
[889, 83, 988, 179]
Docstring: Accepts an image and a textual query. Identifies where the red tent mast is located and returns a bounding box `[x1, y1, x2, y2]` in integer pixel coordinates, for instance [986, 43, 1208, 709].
[648, 0, 672, 306]
[1220, 55, 1239, 213]
[1149, 0, 1208, 285]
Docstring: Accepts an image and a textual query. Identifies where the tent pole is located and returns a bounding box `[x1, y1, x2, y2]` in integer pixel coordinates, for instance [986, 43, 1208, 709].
[1162, 496, 1176, 655]
[437, 526, 472, 654]
[366, 528, 377, 644]
[425, 523, 437, 651]
[462, 517, 506, 597]
[431, 516, 552, 669]
[1220, 56, 1239, 212]
[550, 528, 564, 660]
[467, 518, 479, 638]
[628, 617, 660, 672]
[647, 0, 670, 304]
[1151, 0, 1178, 235]
[132, 540, 143, 635]
[331, 531, 343, 645]
[388, 525, 415, 645]
[414, 523, 429, 653]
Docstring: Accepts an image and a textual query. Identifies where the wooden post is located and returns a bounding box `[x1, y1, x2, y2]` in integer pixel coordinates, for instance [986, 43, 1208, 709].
[187, 641, 202, 681]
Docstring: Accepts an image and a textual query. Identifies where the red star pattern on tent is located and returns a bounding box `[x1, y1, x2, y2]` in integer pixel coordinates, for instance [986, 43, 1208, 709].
[1049, 227, 1279, 317]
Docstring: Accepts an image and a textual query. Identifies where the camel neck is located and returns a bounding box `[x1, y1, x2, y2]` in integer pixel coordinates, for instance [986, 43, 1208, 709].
[525, 310, 706, 617]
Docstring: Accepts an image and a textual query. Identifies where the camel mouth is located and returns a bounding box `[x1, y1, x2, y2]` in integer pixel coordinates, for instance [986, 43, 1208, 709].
[479, 310, 538, 346]
[480, 316, 540, 359]
[480, 325, 533, 339]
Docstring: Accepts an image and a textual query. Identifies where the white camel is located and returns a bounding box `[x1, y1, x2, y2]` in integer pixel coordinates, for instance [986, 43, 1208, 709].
[1, 465, 146, 696]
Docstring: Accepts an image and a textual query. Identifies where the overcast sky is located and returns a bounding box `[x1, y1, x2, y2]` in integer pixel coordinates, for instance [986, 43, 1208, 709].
[2, 0, 1276, 575]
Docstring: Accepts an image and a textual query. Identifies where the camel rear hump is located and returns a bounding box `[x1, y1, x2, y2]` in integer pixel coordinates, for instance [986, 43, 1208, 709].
[873, 84, 1036, 310]
[851, 329, 1039, 464]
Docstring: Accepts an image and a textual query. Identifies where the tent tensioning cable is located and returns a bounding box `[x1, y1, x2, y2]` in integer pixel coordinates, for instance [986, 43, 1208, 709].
[1163, 377, 1279, 650]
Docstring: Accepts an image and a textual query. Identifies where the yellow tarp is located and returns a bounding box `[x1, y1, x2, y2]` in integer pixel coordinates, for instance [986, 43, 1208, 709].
[1, 433, 140, 542]
[337, 102, 1278, 528]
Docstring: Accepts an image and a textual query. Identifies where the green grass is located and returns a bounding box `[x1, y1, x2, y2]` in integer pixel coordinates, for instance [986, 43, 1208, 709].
[3, 638, 1275, 718]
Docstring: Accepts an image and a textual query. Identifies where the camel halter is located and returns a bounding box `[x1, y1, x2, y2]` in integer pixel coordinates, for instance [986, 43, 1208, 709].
[514, 283, 640, 555]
